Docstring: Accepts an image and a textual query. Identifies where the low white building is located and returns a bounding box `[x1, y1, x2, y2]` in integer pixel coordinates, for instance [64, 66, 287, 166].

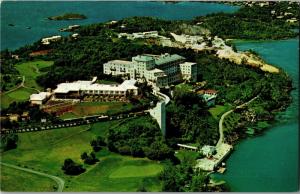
[30, 92, 52, 105]
[52, 78, 138, 100]
[41, 35, 62, 45]
[170, 32, 204, 45]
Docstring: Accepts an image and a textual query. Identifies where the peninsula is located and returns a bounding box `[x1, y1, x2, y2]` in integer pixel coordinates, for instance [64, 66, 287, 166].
[0, 1, 298, 192]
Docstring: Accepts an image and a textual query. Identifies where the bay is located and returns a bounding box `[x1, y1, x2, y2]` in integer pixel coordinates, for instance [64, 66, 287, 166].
[213, 38, 299, 192]
[1, 1, 239, 50]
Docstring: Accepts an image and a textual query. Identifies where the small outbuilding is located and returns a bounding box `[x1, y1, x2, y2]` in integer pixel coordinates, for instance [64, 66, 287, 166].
[30, 92, 51, 105]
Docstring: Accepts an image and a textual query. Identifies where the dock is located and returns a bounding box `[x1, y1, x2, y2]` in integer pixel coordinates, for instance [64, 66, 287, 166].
[195, 143, 233, 171]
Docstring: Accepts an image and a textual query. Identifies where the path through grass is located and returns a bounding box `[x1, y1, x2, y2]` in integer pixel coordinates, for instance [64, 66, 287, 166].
[1, 118, 163, 191]
[0, 165, 57, 192]
[15, 60, 53, 90]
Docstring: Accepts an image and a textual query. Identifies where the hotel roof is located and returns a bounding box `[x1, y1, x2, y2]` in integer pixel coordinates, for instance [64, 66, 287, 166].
[155, 54, 185, 66]
[30, 92, 51, 101]
[108, 60, 132, 65]
[53, 79, 137, 94]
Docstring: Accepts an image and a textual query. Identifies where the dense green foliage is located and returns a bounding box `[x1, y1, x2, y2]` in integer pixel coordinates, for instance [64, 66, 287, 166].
[0, 134, 18, 151]
[62, 158, 85, 175]
[159, 160, 227, 192]
[196, 54, 292, 111]
[197, 2, 299, 39]
[166, 88, 219, 146]
[81, 152, 99, 165]
[107, 116, 175, 161]
[90, 136, 106, 152]
[0, 50, 19, 75]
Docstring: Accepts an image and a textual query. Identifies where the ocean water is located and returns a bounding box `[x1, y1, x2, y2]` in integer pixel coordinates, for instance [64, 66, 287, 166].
[0, 1, 239, 50]
[1, 1, 298, 192]
[213, 38, 299, 192]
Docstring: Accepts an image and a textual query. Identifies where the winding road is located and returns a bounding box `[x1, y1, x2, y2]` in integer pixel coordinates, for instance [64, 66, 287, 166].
[0, 162, 64, 192]
[216, 95, 259, 147]
[1, 75, 40, 95]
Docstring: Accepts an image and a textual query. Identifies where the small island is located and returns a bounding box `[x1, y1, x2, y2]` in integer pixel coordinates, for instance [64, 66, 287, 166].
[48, 13, 87, 20]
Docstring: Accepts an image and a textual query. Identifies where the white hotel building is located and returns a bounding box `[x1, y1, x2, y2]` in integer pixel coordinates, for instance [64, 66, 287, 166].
[52, 79, 138, 100]
[30, 78, 138, 105]
[103, 53, 197, 88]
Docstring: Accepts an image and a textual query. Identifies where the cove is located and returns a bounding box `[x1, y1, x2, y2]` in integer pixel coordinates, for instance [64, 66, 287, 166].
[213, 38, 299, 192]
[1, 1, 239, 50]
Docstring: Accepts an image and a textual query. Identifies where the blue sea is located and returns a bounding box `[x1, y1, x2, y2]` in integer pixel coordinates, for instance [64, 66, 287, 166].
[1, 1, 239, 50]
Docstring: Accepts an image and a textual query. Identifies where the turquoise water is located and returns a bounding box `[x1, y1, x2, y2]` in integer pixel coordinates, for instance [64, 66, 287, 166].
[0, 1, 239, 50]
[213, 38, 299, 192]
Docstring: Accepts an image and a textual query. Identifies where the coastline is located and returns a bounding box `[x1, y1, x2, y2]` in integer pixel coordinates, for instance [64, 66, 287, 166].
[1, 1, 298, 191]
[211, 38, 299, 191]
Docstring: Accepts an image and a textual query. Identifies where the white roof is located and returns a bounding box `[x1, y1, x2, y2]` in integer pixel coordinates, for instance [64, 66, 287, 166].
[107, 60, 132, 65]
[180, 62, 196, 66]
[30, 92, 51, 101]
[53, 79, 137, 94]
[120, 79, 138, 90]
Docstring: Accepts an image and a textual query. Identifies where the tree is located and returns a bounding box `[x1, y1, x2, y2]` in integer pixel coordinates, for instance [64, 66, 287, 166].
[90, 136, 106, 152]
[62, 158, 85, 175]
[0, 134, 18, 151]
[160, 162, 180, 192]
[189, 171, 209, 192]
[145, 140, 174, 161]
[80, 152, 99, 165]
[81, 152, 88, 160]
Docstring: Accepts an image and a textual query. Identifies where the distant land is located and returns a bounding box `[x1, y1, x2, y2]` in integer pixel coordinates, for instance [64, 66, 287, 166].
[48, 13, 87, 20]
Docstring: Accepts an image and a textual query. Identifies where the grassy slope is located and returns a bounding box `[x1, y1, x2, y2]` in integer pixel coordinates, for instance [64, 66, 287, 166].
[209, 105, 232, 120]
[1, 60, 54, 109]
[1, 118, 163, 191]
[1, 87, 37, 109]
[15, 60, 54, 90]
[0, 165, 57, 192]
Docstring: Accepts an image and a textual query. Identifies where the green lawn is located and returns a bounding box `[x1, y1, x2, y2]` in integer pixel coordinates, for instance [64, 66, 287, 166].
[175, 83, 194, 92]
[1, 60, 54, 109]
[209, 104, 232, 120]
[1, 87, 37, 109]
[0, 165, 57, 192]
[59, 101, 134, 118]
[109, 163, 163, 178]
[15, 60, 53, 90]
[65, 154, 163, 192]
[1, 118, 163, 192]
